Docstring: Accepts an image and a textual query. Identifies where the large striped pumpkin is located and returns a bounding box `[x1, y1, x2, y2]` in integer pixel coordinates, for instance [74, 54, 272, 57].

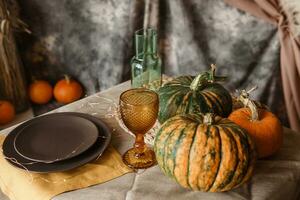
[154, 113, 257, 192]
[158, 66, 232, 123]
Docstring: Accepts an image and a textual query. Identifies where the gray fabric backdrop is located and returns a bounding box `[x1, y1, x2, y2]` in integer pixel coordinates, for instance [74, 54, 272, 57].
[16, 0, 288, 126]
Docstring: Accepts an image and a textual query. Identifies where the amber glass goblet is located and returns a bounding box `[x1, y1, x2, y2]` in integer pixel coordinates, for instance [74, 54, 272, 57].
[119, 88, 158, 169]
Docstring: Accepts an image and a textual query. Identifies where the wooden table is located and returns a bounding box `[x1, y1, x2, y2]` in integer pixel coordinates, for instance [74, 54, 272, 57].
[1, 81, 300, 200]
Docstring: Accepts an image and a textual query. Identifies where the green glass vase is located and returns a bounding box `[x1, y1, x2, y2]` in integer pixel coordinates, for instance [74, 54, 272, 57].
[131, 28, 162, 90]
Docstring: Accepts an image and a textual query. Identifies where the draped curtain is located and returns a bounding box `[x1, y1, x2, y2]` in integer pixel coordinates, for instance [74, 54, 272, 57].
[224, 0, 300, 131]
[17, 0, 294, 129]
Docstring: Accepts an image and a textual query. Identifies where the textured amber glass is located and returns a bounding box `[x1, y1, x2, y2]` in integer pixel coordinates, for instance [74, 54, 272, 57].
[119, 88, 158, 169]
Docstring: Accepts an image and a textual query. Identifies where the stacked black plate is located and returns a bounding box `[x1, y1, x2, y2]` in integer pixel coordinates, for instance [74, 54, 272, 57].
[2, 112, 111, 173]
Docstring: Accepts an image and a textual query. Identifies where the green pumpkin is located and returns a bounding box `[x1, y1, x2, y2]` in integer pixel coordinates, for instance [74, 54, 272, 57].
[158, 66, 232, 123]
[154, 113, 256, 192]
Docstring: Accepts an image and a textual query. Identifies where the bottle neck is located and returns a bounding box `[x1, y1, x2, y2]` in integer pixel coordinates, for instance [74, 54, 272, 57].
[134, 28, 158, 59]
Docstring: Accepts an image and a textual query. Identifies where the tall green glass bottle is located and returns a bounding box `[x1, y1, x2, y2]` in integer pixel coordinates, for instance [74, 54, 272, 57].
[131, 28, 162, 90]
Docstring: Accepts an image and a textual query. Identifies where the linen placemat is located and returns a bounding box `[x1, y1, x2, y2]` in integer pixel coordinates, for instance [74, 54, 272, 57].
[0, 136, 133, 200]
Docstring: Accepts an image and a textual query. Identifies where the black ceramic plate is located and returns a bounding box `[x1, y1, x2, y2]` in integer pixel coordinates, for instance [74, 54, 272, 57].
[2, 112, 111, 173]
[14, 115, 99, 163]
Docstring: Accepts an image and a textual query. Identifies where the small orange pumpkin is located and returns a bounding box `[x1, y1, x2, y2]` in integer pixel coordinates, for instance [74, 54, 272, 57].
[228, 87, 283, 158]
[54, 75, 83, 104]
[29, 80, 53, 104]
[0, 100, 15, 125]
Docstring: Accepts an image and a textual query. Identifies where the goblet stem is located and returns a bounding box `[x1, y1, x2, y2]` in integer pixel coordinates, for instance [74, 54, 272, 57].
[134, 133, 146, 157]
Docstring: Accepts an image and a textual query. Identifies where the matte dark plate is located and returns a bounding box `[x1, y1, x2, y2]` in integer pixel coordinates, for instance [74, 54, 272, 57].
[2, 112, 111, 173]
[14, 115, 99, 163]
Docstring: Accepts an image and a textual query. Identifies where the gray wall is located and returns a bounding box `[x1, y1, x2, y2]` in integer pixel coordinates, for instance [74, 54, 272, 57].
[16, 0, 288, 126]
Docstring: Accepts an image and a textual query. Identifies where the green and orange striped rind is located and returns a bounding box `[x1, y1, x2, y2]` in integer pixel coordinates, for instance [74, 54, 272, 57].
[158, 75, 232, 124]
[154, 114, 256, 192]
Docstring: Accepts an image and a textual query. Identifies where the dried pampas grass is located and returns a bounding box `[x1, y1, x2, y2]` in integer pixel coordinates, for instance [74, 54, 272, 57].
[280, 0, 300, 37]
[0, 0, 30, 112]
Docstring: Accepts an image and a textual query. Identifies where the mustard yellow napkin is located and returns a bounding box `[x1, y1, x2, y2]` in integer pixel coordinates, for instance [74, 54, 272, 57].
[0, 136, 133, 200]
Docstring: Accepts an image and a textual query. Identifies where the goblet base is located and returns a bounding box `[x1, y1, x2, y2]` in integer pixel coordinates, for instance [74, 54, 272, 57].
[122, 147, 156, 169]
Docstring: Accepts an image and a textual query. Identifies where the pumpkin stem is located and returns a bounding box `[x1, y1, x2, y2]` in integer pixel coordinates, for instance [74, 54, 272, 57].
[209, 64, 216, 82]
[203, 113, 214, 125]
[208, 64, 227, 83]
[246, 86, 258, 94]
[238, 86, 259, 121]
[190, 73, 208, 90]
[190, 64, 227, 90]
[64, 74, 71, 84]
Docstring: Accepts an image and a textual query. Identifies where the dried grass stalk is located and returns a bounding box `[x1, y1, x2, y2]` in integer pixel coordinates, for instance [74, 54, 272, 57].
[0, 0, 30, 112]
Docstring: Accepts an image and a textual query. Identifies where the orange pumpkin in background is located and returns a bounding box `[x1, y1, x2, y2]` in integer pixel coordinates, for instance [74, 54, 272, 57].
[54, 75, 83, 104]
[0, 100, 15, 125]
[229, 87, 283, 158]
[29, 80, 53, 104]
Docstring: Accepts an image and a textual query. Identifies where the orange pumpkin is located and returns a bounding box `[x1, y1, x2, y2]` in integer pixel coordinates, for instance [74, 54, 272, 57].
[54, 75, 83, 104]
[29, 80, 53, 104]
[228, 88, 283, 158]
[0, 100, 15, 125]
